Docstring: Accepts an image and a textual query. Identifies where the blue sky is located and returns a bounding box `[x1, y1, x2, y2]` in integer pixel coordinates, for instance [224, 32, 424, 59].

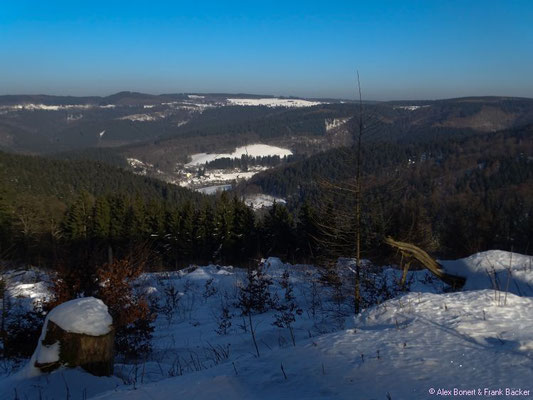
[1, 0, 532, 100]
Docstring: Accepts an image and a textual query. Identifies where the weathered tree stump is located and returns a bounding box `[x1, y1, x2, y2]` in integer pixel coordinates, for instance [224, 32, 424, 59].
[32, 297, 114, 376]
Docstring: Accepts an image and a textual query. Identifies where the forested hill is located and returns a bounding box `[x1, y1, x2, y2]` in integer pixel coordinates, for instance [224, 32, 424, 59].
[243, 124, 533, 257]
[246, 124, 533, 200]
[0, 150, 200, 210]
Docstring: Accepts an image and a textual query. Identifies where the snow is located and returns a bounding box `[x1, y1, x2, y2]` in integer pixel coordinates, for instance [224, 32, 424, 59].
[185, 144, 292, 167]
[245, 193, 286, 209]
[227, 98, 323, 108]
[48, 297, 113, 336]
[440, 250, 533, 296]
[178, 167, 268, 189]
[325, 117, 350, 132]
[177, 143, 293, 192]
[9, 297, 112, 381]
[0, 103, 95, 111]
[119, 113, 158, 121]
[2, 268, 52, 308]
[2, 250, 533, 399]
[393, 105, 430, 111]
[36, 341, 60, 364]
[1, 368, 121, 400]
[196, 184, 232, 194]
[92, 288, 533, 400]
[127, 158, 154, 176]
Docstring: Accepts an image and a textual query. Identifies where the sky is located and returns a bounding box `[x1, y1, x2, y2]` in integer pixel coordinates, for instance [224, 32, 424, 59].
[1, 0, 532, 100]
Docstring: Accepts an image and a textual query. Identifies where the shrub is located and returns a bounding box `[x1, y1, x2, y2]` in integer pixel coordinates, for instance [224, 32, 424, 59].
[96, 259, 155, 359]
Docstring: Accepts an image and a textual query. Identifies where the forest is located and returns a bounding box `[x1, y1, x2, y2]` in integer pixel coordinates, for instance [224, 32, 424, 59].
[1, 123, 531, 279]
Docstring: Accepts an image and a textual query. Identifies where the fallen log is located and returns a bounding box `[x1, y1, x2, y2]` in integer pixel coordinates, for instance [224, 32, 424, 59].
[384, 237, 466, 289]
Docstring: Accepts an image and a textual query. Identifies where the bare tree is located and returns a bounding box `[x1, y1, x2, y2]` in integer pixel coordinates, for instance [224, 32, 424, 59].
[312, 72, 392, 313]
[353, 71, 364, 313]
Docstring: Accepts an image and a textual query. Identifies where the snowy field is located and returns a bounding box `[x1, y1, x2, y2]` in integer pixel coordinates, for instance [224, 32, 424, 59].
[178, 166, 269, 191]
[185, 144, 293, 167]
[244, 194, 287, 209]
[1, 250, 532, 399]
[177, 144, 292, 196]
[0, 96, 325, 115]
[196, 184, 233, 195]
[226, 98, 323, 108]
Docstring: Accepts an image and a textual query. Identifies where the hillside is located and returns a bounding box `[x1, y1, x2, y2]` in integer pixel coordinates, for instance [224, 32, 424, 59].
[0, 150, 197, 207]
[3, 93, 533, 199]
[241, 124, 533, 257]
[1, 251, 532, 399]
[1, 92, 532, 157]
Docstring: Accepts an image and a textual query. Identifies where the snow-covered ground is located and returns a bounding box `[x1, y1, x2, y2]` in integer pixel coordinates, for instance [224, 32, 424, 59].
[439, 250, 533, 296]
[174, 144, 292, 197]
[244, 194, 287, 209]
[126, 158, 155, 176]
[178, 166, 269, 189]
[393, 105, 430, 111]
[226, 98, 323, 108]
[196, 184, 232, 195]
[118, 113, 159, 122]
[1, 250, 532, 399]
[0, 103, 95, 111]
[185, 144, 293, 167]
[325, 117, 350, 132]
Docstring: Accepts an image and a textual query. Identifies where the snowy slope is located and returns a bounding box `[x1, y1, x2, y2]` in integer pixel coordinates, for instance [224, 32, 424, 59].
[226, 98, 322, 108]
[244, 193, 287, 209]
[91, 290, 533, 400]
[2, 251, 533, 400]
[185, 144, 293, 167]
[1, 368, 121, 400]
[440, 250, 533, 296]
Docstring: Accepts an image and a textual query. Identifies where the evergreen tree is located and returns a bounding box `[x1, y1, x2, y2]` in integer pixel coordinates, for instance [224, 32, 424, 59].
[262, 202, 295, 261]
[109, 194, 127, 242]
[0, 191, 13, 254]
[213, 192, 234, 263]
[178, 201, 195, 263]
[231, 196, 256, 265]
[63, 191, 94, 240]
[296, 202, 320, 261]
[92, 196, 111, 240]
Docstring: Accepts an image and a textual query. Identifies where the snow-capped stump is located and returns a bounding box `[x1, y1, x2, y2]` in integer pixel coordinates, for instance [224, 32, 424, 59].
[33, 297, 114, 376]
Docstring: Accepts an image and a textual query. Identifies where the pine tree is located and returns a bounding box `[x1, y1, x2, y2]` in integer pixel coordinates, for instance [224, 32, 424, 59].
[109, 194, 127, 241]
[231, 196, 256, 265]
[178, 201, 195, 263]
[63, 191, 94, 240]
[296, 202, 320, 261]
[262, 202, 295, 260]
[0, 191, 13, 254]
[237, 262, 273, 357]
[213, 192, 234, 263]
[92, 196, 111, 240]
[273, 270, 302, 346]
